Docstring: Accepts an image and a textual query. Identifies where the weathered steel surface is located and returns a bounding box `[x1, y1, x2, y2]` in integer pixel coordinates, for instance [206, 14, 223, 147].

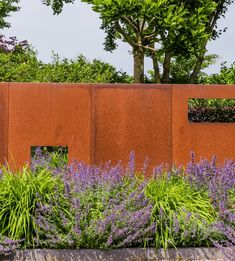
[93, 84, 172, 170]
[0, 82, 9, 165]
[0, 83, 234, 169]
[1, 248, 233, 261]
[7, 83, 92, 168]
[172, 84, 235, 165]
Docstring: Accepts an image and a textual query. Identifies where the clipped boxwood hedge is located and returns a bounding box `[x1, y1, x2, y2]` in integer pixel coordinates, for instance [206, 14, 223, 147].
[188, 106, 235, 122]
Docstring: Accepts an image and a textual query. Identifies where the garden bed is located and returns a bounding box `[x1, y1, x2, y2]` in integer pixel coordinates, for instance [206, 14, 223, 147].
[1, 247, 234, 261]
[0, 149, 234, 260]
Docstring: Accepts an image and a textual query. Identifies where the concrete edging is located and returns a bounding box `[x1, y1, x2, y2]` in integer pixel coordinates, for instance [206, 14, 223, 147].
[1, 247, 234, 261]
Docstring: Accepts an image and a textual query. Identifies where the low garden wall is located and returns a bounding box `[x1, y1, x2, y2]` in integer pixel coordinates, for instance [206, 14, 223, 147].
[0, 83, 234, 169]
[1, 248, 233, 261]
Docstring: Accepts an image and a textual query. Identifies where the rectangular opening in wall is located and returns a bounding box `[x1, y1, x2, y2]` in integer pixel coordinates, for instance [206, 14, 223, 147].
[30, 146, 68, 170]
[188, 98, 235, 122]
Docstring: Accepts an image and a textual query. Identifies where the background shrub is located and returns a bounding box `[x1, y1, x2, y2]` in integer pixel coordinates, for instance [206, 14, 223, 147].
[0, 35, 132, 83]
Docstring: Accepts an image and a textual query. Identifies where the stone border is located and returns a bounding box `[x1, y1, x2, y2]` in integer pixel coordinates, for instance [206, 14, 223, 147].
[1, 247, 234, 261]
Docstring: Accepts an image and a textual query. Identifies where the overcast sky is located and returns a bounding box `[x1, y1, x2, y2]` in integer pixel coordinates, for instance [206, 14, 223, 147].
[1, 0, 235, 75]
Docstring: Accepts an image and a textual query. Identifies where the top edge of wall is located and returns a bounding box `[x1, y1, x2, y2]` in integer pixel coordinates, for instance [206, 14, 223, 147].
[1, 82, 235, 89]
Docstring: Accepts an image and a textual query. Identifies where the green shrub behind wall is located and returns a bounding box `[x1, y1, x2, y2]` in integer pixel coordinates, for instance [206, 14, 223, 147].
[0, 36, 132, 83]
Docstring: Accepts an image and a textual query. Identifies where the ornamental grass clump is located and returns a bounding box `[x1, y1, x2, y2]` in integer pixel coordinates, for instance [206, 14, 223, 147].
[0, 165, 65, 247]
[145, 168, 218, 250]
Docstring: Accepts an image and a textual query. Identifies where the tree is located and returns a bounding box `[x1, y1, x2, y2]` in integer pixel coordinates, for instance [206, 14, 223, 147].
[199, 61, 235, 84]
[0, 0, 19, 29]
[188, 0, 235, 83]
[146, 54, 219, 84]
[42, 0, 221, 83]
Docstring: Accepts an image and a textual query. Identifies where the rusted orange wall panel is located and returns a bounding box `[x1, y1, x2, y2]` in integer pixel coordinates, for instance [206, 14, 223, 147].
[2, 83, 235, 170]
[0, 83, 9, 165]
[172, 85, 235, 165]
[93, 84, 172, 171]
[8, 83, 91, 168]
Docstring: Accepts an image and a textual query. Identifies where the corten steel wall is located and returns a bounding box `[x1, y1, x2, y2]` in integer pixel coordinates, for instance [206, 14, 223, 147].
[0, 83, 92, 168]
[92, 84, 172, 170]
[172, 84, 235, 165]
[0, 83, 8, 165]
[0, 82, 234, 169]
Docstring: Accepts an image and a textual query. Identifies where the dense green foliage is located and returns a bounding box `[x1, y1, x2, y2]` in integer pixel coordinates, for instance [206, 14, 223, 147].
[200, 62, 235, 84]
[42, 0, 234, 83]
[0, 38, 39, 82]
[0, 36, 132, 83]
[146, 54, 219, 84]
[0, 166, 65, 246]
[0, 0, 19, 29]
[0, 150, 234, 255]
[36, 54, 132, 83]
[145, 172, 217, 249]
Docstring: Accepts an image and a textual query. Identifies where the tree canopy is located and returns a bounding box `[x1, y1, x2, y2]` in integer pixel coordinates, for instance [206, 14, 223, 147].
[0, 0, 19, 29]
[199, 62, 235, 84]
[42, 0, 235, 83]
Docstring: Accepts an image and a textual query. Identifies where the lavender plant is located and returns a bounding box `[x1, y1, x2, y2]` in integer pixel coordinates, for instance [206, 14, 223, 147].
[79, 180, 155, 249]
[0, 235, 21, 256]
[186, 153, 235, 256]
[31, 146, 68, 173]
[34, 152, 154, 249]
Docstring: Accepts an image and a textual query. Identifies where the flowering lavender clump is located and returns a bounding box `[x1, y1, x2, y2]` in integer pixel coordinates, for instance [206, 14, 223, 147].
[186, 153, 235, 253]
[34, 200, 80, 249]
[0, 236, 20, 256]
[34, 152, 154, 249]
[82, 155, 153, 248]
[31, 146, 68, 174]
[186, 152, 235, 212]
[82, 181, 154, 249]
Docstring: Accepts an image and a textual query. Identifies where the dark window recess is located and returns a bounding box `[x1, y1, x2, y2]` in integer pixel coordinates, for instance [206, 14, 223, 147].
[30, 146, 68, 170]
[188, 98, 235, 123]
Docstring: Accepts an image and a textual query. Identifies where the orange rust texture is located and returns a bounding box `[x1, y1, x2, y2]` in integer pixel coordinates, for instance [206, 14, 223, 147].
[7, 83, 91, 168]
[93, 84, 172, 170]
[172, 85, 235, 165]
[0, 83, 234, 170]
[0, 83, 8, 165]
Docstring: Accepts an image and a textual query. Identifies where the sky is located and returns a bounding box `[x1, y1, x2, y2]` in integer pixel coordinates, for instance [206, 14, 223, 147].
[1, 0, 235, 75]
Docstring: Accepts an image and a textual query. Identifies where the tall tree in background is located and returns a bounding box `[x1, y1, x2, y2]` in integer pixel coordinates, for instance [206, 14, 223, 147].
[42, 0, 216, 83]
[0, 0, 19, 29]
[95, 0, 217, 84]
[188, 0, 235, 83]
[42, 0, 234, 83]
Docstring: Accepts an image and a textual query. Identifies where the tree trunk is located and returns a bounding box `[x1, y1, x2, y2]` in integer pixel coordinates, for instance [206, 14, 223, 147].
[149, 43, 161, 83]
[151, 55, 161, 83]
[189, 49, 206, 83]
[133, 47, 144, 83]
[161, 52, 171, 83]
